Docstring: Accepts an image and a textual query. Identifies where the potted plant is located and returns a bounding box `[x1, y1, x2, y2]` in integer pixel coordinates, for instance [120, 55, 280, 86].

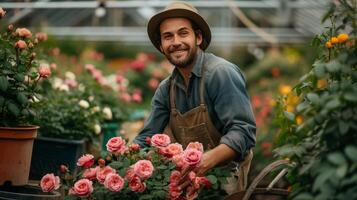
[0, 8, 51, 186]
[30, 76, 106, 180]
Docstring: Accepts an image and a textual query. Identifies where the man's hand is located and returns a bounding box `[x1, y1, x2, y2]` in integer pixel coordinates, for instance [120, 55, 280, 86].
[178, 144, 237, 190]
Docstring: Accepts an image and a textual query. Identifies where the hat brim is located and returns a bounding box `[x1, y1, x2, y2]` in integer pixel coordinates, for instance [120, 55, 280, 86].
[147, 8, 211, 53]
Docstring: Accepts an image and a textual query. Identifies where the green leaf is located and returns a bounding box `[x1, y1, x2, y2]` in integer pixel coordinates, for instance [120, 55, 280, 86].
[7, 102, 20, 117]
[344, 92, 357, 102]
[325, 99, 341, 110]
[139, 194, 153, 200]
[313, 63, 326, 78]
[283, 111, 295, 121]
[207, 175, 217, 185]
[313, 169, 334, 192]
[109, 161, 123, 169]
[16, 93, 28, 105]
[157, 165, 167, 170]
[0, 76, 9, 92]
[307, 93, 320, 105]
[0, 96, 4, 106]
[344, 146, 357, 161]
[327, 152, 346, 165]
[338, 121, 349, 135]
[336, 164, 348, 178]
[296, 101, 309, 112]
[325, 60, 341, 72]
[14, 73, 25, 82]
[294, 193, 314, 200]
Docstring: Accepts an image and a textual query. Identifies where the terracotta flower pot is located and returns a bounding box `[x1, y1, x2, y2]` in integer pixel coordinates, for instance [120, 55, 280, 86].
[0, 126, 38, 186]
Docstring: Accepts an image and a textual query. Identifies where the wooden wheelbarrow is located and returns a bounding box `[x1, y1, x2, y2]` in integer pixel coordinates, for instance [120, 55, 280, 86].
[225, 160, 291, 200]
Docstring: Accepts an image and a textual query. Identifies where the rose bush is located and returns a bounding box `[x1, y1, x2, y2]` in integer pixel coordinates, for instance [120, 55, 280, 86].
[41, 134, 231, 199]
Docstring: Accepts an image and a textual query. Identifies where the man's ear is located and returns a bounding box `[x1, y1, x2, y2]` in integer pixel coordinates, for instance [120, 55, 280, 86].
[196, 30, 203, 46]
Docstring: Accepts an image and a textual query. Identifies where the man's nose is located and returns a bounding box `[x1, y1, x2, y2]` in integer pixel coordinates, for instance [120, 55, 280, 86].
[172, 34, 182, 46]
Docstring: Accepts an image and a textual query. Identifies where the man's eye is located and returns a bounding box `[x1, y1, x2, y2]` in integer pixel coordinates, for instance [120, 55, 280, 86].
[180, 32, 188, 36]
[164, 35, 172, 40]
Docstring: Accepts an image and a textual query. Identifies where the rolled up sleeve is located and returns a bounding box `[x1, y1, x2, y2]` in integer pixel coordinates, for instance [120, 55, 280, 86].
[133, 82, 170, 147]
[208, 64, 256, 161]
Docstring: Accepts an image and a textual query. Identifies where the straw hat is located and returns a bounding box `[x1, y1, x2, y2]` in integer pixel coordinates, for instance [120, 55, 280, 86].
[147, 1, 211, 52]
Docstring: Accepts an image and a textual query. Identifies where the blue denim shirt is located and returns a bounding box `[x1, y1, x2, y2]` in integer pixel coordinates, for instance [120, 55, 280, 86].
[134, 50, 256, 160]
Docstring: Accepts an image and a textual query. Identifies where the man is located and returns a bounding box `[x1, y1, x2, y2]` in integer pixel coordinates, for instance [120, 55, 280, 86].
[133, 1, 256, 194]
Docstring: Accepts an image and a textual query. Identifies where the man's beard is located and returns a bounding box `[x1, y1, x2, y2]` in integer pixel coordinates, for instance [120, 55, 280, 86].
[165, 44, 197, 68]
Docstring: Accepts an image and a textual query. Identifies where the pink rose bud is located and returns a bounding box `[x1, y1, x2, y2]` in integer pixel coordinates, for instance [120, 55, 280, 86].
[38, 65, 51, 78]
[151, 133, 171, 147]
[188, 171, 196, 182]
[106, 136, 126, 154]
[0, 7, 6, 18]
[15, 40, 27, 50]
[40, 173, 60, 192]
[71, 179, 93, 198]
[77, 154, 95, 168]
[169, 170, 181, 186]
[98, 158, 105, 167]
[30, 52, 36, 60]
[96, 166, 116, 184]
[59, 165, 68, 173]
[104, 173, 125, 192]
[145, 137, 151, 145]
[129, 143, 140, 151]
[16, 28, 32, 38]
[7, 24, 13, 32]
[130, 60, 146, 72]
[28, 42, 34, 48]
[128, 176, 146, 192]
[132, 92, 142, 103]
[36, 32, 48, 42]
[133, 160, 154, 180]
[50, 63, 57, 70]
[183, 148, 202, 167]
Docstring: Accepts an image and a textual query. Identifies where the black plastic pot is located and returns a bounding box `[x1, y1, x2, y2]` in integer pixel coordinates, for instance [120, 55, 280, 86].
[0, 185, 61, 200]
[30, 137, 85, 180]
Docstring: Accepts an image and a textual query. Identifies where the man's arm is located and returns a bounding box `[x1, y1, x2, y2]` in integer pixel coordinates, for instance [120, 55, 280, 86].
[209, 63, 256, 162]
[133, 82, 170, 147]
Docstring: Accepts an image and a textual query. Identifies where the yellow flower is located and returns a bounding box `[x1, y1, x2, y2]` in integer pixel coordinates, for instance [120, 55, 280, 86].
[279, 85, 292, 95]
[337, 33, 348, 43]
[286, 93, 299, 106]
[296, 115, 303, 125]
[325, 41, 333, 48]
[317, 79, 327, 89]
[330, 37, 339, 44]
[286, 105, 295, 113]
[269, 99, 276, 107]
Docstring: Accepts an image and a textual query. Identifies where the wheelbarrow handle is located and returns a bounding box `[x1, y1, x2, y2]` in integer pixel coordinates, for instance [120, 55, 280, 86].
[242, 160, 290, 200]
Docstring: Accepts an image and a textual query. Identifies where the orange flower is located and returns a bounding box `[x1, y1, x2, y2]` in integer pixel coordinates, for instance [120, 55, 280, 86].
[337, 33, 348, 43]
[330, 37, 338, 44]
[317, 79, 327, 89]
[286, 105, 295, 113]
[279, 85, 292, 95]
[296, 115, 303, 125]
[325, 41, 333, 48]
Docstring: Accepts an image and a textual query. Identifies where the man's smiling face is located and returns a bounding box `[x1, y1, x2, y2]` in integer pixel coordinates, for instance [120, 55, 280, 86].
[159, 18, 202, 68]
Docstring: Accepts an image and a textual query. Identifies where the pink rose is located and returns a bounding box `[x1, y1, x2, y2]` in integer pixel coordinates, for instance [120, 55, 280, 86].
[128, 176, 146, 192]
[133, 160, 154, 180]
[104, 173, 125, 192]
[172, 154, 187, 170]
[120, 93, 132, 103]
[82, 166, 99, 180]
[0, 7, 6, 18]
[183, 149, 202, 167]
[96, 166, 116, 184]
[85, 64, 95, 72]
[77, 154, 94, 168]
[116, 74, 124, 83]
[169, 183, 183, 199]
[72, 179, 93, 197]
[186, 186, 198, 200]
[40, 173, 60, 192]
[129, 143, 140, 151]
[35, 32, 48, 42]
[132, 89, 142, 103]
[15, 40, 27, 49]
[50, 63, 57, 70]
[148, 78, 159, 90]
[169, 170, 181, 186]
[165, 143, 183, 158]
[16, 28, 32, 38]
[65, 79, 78, 88]
[195, 177, 211, 189]
[38, 65, 51, 78]
[131, 60, 146, 72]
[186, 142, 204, 152]
[106, 136, 126, 154]
[188, 171, 196, 182]
[151, 133, 171, 147]
[151, 68, 165, 79]
[125, 167, 136, 181]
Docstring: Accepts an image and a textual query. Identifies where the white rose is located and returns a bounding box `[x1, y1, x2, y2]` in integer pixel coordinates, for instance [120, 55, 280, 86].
[52, 77, 63, 89]
[102, 107, 113, 120]
[92, 106, 100, 113]
[93, 124, 101, 135]
[78, 84, 85, 92]
[59, 84, 69, 91]
[78, 100, 89, 108]
[65, 71, 76, 80]
[88, 96, 94, 102]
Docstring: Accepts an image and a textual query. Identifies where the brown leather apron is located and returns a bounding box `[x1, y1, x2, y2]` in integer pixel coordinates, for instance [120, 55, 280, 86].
[163, 62, 253, 194]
